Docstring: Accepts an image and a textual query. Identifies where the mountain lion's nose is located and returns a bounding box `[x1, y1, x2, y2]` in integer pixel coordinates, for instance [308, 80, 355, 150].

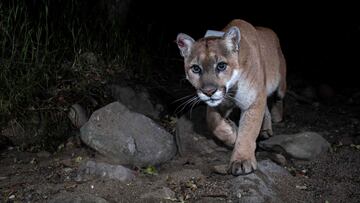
[201, 86, 217, 97]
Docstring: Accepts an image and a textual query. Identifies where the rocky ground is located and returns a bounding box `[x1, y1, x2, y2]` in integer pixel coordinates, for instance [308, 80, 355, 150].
[1, 84, 360, 203]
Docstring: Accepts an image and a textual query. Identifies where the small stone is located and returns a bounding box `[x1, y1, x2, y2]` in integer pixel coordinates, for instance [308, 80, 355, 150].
[63, 168, 73, 173]
[74, 175, 83, 182]
[259, 131, 330, 160]
[61, 159, 74, 167]
[30, 158, 37, 164]
[79, 160, 135, 182]
[140, 187, 176, 200]
[36, 151, 51, 158]
[9, 195, 15, 199]
[211, 164, 228, 175]
[73, 135, 82, 146]
[257, 151, 287, 165]
[296, 185, 307, 190]
[68, 104, 88, 128]
[258, 159, 290, 176]
[268, 153, 287, 166]
[236, 192, 242, 198]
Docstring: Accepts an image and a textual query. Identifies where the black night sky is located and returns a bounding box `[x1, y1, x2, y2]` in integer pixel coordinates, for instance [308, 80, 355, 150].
[129, 1, 360, 89]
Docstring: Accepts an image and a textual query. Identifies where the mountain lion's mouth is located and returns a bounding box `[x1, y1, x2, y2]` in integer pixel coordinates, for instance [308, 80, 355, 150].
[205, 98, 221, 102]
[205, 98, 223, 107]
[197, 89, 224, 107]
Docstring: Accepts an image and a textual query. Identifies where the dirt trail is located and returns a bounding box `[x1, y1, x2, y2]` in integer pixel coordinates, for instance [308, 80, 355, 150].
[1, 93, 360, 203]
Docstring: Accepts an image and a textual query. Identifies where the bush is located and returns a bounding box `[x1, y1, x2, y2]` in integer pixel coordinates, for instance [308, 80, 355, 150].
[0, 0, 147, 151]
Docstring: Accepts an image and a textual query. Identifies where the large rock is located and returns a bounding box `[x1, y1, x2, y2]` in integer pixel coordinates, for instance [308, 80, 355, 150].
[109, 85, 161, 119]
[259, 131, 330, 160]
[80, 102, 176, 167]
[229, 160, 290, 203]
[176, 106, 228, 156]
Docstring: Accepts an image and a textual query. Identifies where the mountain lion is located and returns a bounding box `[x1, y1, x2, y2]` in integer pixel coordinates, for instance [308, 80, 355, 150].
[176, 19, 286, 175]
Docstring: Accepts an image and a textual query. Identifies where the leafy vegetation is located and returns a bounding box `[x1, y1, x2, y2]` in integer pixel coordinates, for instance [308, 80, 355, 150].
[0, 0, 157, 151]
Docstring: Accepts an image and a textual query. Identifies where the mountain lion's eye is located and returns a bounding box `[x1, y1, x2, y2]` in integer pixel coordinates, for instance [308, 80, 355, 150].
[191, 65, 202, 74]
[216, 62, 227, 72]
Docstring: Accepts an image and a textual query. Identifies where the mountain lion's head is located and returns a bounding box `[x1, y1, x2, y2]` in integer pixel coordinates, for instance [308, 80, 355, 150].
[176, 27, 241, 107]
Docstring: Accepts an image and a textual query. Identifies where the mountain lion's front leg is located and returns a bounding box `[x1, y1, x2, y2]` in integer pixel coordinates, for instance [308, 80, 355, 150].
[206, 106, 237, 147]
[229, 97, 266, 176]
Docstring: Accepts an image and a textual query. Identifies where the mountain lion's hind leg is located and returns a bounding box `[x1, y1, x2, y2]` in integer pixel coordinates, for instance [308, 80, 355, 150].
[260, 105, 273, 138]
[271, 98, 283, 123]
[271, 50, 286, 123]
[271, 84, 285, 123]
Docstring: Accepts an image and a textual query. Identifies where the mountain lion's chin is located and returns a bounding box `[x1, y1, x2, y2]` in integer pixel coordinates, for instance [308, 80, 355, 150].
[205, 99, 223, 107]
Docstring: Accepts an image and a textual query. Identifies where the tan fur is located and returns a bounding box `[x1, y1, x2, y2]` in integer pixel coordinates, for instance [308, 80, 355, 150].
[176, 19, 286, 175]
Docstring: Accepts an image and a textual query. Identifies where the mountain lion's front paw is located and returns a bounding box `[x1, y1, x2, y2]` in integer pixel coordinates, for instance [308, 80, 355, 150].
[228, 154, 257, 176]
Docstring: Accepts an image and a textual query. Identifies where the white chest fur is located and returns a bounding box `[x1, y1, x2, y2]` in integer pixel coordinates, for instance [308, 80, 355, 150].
[232, 71, 257, 110]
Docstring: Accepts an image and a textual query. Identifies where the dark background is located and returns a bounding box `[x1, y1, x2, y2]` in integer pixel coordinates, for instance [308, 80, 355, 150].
[2, 0, 359, 123]
[128, 1, 359, 89]
[23, 0, 360, 89]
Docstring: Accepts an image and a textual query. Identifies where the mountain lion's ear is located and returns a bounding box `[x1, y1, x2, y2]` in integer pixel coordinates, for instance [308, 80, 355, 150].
[176, 33, 195, 57]
[223, 26, 241, 52]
